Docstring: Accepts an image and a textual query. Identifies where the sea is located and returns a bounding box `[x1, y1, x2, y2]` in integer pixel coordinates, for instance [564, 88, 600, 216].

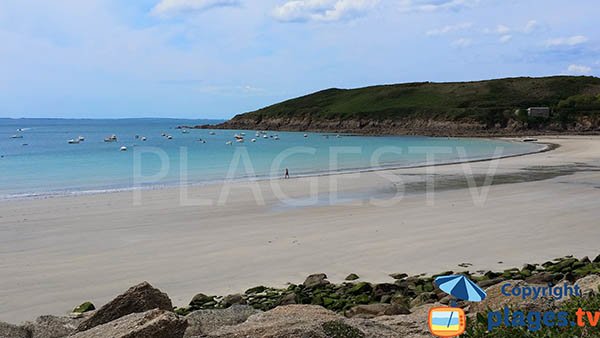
[0, 118, 545, 200]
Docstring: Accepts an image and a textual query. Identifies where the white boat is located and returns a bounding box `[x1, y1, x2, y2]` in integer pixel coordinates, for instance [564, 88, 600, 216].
[236, 138, 244, 143]
[234, 134, 244, 140]
[11, 135, 23, 139]
[209, 131, 216, 135]
[167, 135, 173, 140]
[225, 141, 233, 145]
[251, 138, 256, 142]
[182, 129, 189, 134]
[104, 135, 118, 142]
[336, 134, 341, 138]
[273, 135, 279, 140]
[68, 139, 80, 144]
[141, 137, 147, 141]
[78, 136, 85, 142]
[240, 132, 246, 136]
[120, 146, 127, 151]
[161, 133, 167, 137]
[304, 134, 308, 138]
[263, 135, 268, 139]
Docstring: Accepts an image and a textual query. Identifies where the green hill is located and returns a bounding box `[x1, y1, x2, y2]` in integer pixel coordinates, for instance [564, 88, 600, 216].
[207, 76, 600, 135]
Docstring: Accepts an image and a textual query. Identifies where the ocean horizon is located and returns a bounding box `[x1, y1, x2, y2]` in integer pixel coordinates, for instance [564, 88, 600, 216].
[0, 118, 545, 200]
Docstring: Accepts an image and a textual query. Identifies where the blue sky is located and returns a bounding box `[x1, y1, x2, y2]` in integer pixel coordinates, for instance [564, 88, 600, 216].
[0, 0, 598, 119]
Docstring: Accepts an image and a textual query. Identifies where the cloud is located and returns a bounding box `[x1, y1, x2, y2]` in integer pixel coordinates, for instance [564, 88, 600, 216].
[151, 0, 240, 17]
[545, 35, 588, 47]
[523, 20, 538, 33]
[499, 34, 511, 43]
[452, 37, 472, 48]
[566, 64, 592, 75]
[426, 22, 472, 36]
[272, 0, 379, 22]
[399, 0, 480, 12]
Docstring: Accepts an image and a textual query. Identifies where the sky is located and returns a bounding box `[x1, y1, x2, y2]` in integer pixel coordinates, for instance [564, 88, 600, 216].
[0, 0, 598, 119]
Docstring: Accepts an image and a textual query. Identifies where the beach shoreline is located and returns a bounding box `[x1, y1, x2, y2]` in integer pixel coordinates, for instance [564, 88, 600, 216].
[1, 135, 599, 323]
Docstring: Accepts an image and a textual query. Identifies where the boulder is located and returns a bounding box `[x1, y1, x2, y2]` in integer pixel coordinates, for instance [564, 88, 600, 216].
[373, 283, 399, 300]
[221, 294, 246, 308]
[346, 304, 410, 318]
[410, 292, 437, 308]
[205, 305, 401, 338]
[575, 274, 600, 296]
[389, 273, 408, 280]
[70, 309, 186, 338]
[184, 305, 261, 337]
[24, 315, 87, 338]
[0, 322, 30, 338]
[525, 272, 563, 284]
[72, 302, 95, 314]
[303, 273, 330, 289]
[371, 303, 440, 338]
[345, 273, 360, 281]
[77, 281, 173, 332]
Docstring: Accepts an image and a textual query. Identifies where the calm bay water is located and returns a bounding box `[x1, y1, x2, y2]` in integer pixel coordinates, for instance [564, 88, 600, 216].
[0, 118, 544, 200]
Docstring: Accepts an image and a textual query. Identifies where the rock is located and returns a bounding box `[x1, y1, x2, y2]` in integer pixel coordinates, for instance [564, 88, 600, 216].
[244, 286, 266, 294]
[221, 294, 246, 308]
[575, 274, 600, 296]
[410, 292, 437, 307]
[470, 280, 555, 313]
[389, 273, 408, 280]
[184, 305, 261, 337]
[371, 303, 441, 338]
[346, 304, 410, 318]
[206, 305, 401, 338]
[278, 293, 297, 306]
[372, 283, 399, 300]
[348, 282, 372, 295]
[190, 293, 214, 308]
[303, 273, 330, 288]
[0, 322, 30, 338]
[478, 277, 504, 288]
[70, 309, 187, 338]
[345, 273, 360, 281]
[593, 255, 600, 263]
[525, 272, 563, 284]
[77, 281, 173, 332]
[72, 302, 95, 314]
[23, 315, 87, 338]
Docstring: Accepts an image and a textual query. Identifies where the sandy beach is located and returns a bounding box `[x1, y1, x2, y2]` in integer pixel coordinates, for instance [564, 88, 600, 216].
[1, 135, 599, 323]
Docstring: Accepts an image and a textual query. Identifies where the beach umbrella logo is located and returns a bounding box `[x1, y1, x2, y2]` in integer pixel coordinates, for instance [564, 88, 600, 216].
[434, 275, 487, 302]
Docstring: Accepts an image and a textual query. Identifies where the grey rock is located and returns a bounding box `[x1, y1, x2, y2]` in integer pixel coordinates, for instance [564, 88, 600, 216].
[303, 273, 330, 288]
[346, 304, 410, 318]
[77, 281, 173, 332]
[24, 315, 86, 338]
[184, 305, 261, 337]
[410, 292, 438, 308]
[221, 294, 246, 308]
[0, 322, 30, 338]
[389, 273, 408, 280]
[70, 309, 186, 338]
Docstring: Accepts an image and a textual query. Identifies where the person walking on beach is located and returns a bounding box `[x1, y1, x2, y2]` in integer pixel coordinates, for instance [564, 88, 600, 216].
[284, 168, 289, 179]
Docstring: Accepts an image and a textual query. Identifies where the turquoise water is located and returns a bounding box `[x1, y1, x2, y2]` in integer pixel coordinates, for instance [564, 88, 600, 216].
[0, 118, 544, 200]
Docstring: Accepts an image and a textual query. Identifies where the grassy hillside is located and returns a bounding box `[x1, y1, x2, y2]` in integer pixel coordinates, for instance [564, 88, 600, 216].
[235, 76, 600, 126]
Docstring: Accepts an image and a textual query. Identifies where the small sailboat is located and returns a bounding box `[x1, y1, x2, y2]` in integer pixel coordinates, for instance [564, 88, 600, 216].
[236, 138, 244, 143]
[209, 131, 216, 135]
[225, 141, 233, 145]
[263, 135, 268, 139]
[104, 134, 118, 142]
[141, 136, 147, 141]
[273, 135, 280, 140]
[78, 136, 85, 142]
[120, 146, 128, 151]
[182, 129, 189, 134]
[11, 135, 23, 139]
[234, 134, 244, 140]
[68, 139, 80, 144]
[304, 134, 308, 138]
[167, 135, 173, 140]
[251, 138, 257, 142]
